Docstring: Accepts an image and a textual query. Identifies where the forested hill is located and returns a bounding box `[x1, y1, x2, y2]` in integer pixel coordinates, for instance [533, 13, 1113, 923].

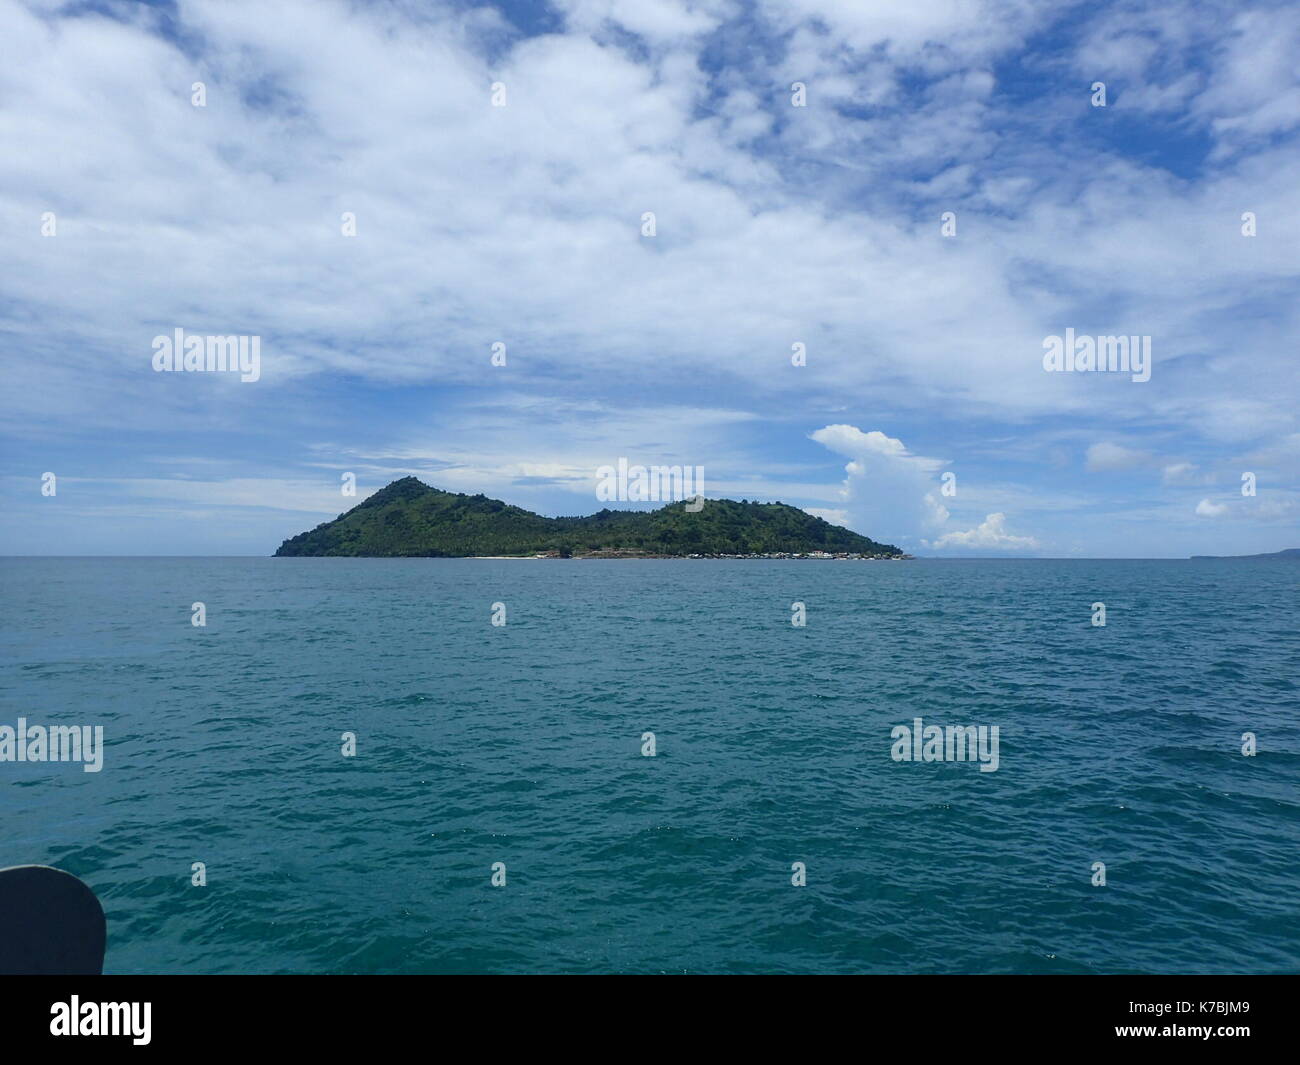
[273, 477, 905, 558]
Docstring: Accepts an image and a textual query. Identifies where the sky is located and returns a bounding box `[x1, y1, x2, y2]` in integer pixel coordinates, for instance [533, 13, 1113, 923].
[0, 0, 1297, 557]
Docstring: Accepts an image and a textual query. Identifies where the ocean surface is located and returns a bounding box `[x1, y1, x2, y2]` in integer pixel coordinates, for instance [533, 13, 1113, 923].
[1, 556, 1297, 974]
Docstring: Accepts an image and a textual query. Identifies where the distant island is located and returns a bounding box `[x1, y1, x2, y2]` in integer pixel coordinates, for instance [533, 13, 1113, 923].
[1190, 548, 1300, 560]
[274, 477, 908, 559]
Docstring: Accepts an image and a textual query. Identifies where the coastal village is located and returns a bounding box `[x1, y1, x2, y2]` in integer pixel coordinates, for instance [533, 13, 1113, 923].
[533, 548, 914, 560]
[684, 551, 915, 560]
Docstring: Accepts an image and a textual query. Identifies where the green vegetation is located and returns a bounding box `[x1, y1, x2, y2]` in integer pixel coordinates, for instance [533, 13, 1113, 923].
[274, 477, 904, 558]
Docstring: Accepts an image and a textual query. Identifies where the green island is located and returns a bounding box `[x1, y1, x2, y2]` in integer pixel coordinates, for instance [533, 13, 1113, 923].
[274, 477, 909, 559]
[1190, 548, 1300, 560]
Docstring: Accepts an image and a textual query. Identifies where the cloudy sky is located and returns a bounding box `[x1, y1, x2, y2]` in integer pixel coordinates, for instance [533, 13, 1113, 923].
[1, 0, 1297, 556]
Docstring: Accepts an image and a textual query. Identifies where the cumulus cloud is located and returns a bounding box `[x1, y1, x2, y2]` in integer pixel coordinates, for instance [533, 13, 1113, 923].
[931, 512, 1040, 551]
[1195, 498, 1228, 517]
[809, 425, 949, 543]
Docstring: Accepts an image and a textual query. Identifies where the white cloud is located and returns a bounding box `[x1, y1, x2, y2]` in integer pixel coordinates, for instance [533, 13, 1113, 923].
[764, 0, 1043, 64]
[809, 424, 948, 544]
[1196, 8, 1300, 152]
[1162, 462, 1203, 485]
[1250, 497, 1299, 521]
[931, 512, 1040, 551]
[556, 0, 730, 43]
[0, 0, 1294, 446]
[804, 506, 848, 525]
[1195, 498, 1228, 517]
[1086, 441, 1152, 472]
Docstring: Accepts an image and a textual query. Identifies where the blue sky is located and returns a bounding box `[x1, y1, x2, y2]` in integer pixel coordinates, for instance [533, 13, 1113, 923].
[1, 0, 1297, 556]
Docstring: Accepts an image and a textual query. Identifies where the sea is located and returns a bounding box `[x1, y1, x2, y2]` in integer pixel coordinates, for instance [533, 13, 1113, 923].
[1, 556, 1297, 974]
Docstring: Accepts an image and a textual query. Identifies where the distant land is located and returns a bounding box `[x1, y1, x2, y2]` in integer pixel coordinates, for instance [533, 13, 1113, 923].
[274, 477, 908, 559]
[1190, 548, 1300, 560]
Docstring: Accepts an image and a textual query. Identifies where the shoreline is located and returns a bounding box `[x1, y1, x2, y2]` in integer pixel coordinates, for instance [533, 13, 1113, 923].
[277, 553, 916, 561]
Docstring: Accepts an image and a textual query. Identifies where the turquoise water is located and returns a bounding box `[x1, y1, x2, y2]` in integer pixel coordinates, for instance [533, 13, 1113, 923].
[1, 557, 1297, 974]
